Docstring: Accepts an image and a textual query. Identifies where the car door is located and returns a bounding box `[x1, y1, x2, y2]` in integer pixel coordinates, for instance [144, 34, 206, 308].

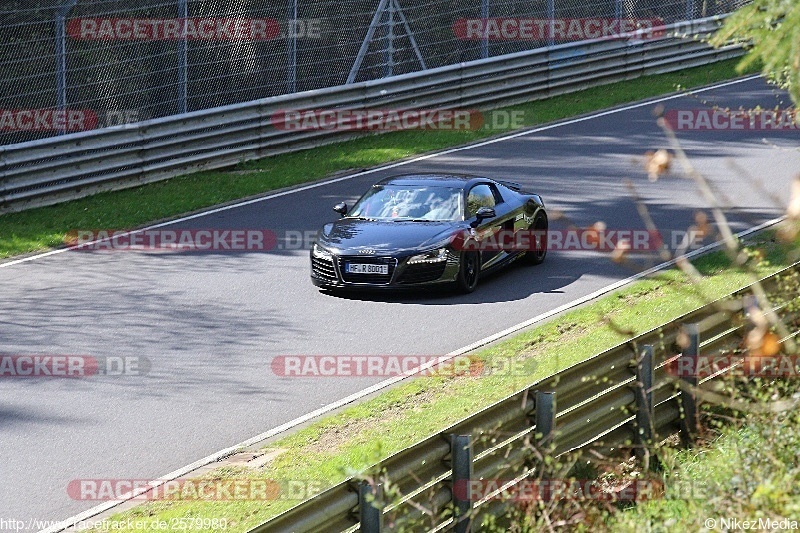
[466, 183, 510, 268]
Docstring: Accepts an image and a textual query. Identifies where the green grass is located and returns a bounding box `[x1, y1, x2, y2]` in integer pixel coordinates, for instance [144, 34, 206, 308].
[609, 397, 800, 532]
[0, 58, 757, 260]
[83, 234, 798, 532]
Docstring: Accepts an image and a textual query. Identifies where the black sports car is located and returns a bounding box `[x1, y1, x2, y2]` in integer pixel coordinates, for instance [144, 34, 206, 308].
[310, 173, 547, 293]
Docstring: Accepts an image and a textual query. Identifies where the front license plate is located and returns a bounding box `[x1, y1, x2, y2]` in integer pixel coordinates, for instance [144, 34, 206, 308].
[346, 263, 389, 275]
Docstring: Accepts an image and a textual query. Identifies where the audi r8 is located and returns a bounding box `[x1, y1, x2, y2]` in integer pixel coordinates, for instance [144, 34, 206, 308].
[310, 173, 547, 293]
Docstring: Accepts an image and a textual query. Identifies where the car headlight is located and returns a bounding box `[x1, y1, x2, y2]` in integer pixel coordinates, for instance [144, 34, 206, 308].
[312, 243, 333, 260]
[407, 248, 448, 264]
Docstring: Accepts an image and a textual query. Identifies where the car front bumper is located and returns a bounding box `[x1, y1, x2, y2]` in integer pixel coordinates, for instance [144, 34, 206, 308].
[310, 250, 461, 289]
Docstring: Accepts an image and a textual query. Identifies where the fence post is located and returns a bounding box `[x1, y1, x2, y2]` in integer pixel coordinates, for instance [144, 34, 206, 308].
[679, 323, 700, 445]
[451, 434, 473, 533]
[535, 391, 556, 451]
[177, 0, 188, 114]
[383, 1, 395, 78]
[635, 345, 655, 468]
[347, 0, 391, 83]
[287, 0, 298, 93]
[55, 0, 78, 135]
[480, 0, 489, 59]
[358, 480, 383, 532]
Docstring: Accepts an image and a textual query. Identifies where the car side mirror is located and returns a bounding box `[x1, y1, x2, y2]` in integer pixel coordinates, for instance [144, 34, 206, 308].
[472, 206, 496, 226]
[333, 202, 348, 216]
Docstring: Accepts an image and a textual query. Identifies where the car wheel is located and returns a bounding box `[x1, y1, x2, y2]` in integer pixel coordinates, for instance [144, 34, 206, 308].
[456, 251, 480, 293]
[523, 212, 547, 265]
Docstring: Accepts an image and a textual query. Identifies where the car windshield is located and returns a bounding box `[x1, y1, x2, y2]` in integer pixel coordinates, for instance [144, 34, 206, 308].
[349, 185, 463, 221]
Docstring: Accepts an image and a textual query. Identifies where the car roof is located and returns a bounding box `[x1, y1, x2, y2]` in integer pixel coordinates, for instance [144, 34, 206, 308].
[376, 173, 490, 188]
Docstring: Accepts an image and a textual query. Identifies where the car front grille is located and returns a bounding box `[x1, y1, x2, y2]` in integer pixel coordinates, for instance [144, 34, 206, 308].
[311, 255, 338, 284]
[398, 262, 448, 284]
[338, 256, 396, 284]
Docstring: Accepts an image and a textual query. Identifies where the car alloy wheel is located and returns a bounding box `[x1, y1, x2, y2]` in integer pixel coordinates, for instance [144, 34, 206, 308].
[523, 213, 548, 265]
[457, 251, 480, 293]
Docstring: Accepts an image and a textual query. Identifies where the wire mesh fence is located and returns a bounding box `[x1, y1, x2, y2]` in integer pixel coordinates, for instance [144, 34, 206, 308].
[0, 0, 748, 147]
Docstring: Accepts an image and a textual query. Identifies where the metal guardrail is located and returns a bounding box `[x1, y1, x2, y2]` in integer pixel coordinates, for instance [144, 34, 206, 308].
[0, 16, 743, 214]
[251, 263, 799, 532]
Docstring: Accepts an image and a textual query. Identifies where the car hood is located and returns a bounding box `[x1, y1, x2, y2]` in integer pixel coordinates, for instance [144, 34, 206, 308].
[318, 218, 463, 255]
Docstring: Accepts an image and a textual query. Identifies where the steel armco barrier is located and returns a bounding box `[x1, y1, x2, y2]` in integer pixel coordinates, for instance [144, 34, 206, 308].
[251, 263, 799, 532]
[0, 16, 743, 214]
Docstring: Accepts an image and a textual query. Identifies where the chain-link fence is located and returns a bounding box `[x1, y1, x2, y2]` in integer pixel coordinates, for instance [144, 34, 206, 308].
[0, 0, 748, 147]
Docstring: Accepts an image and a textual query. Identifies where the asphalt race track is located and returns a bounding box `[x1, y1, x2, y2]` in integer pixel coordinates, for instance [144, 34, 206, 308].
[2, 76, 799, 526]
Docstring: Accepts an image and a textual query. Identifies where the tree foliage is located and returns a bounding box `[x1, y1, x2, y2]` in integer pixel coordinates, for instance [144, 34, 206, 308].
[710, 0, 800, 105]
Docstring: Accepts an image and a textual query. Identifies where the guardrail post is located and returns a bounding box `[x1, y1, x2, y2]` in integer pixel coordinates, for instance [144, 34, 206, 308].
[679, 323, 700, 445]
[358, 481, 383, 532]
[451, 434, 473, 533]
[535, 391, 556, 451]
[635, 345, 655, 468]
